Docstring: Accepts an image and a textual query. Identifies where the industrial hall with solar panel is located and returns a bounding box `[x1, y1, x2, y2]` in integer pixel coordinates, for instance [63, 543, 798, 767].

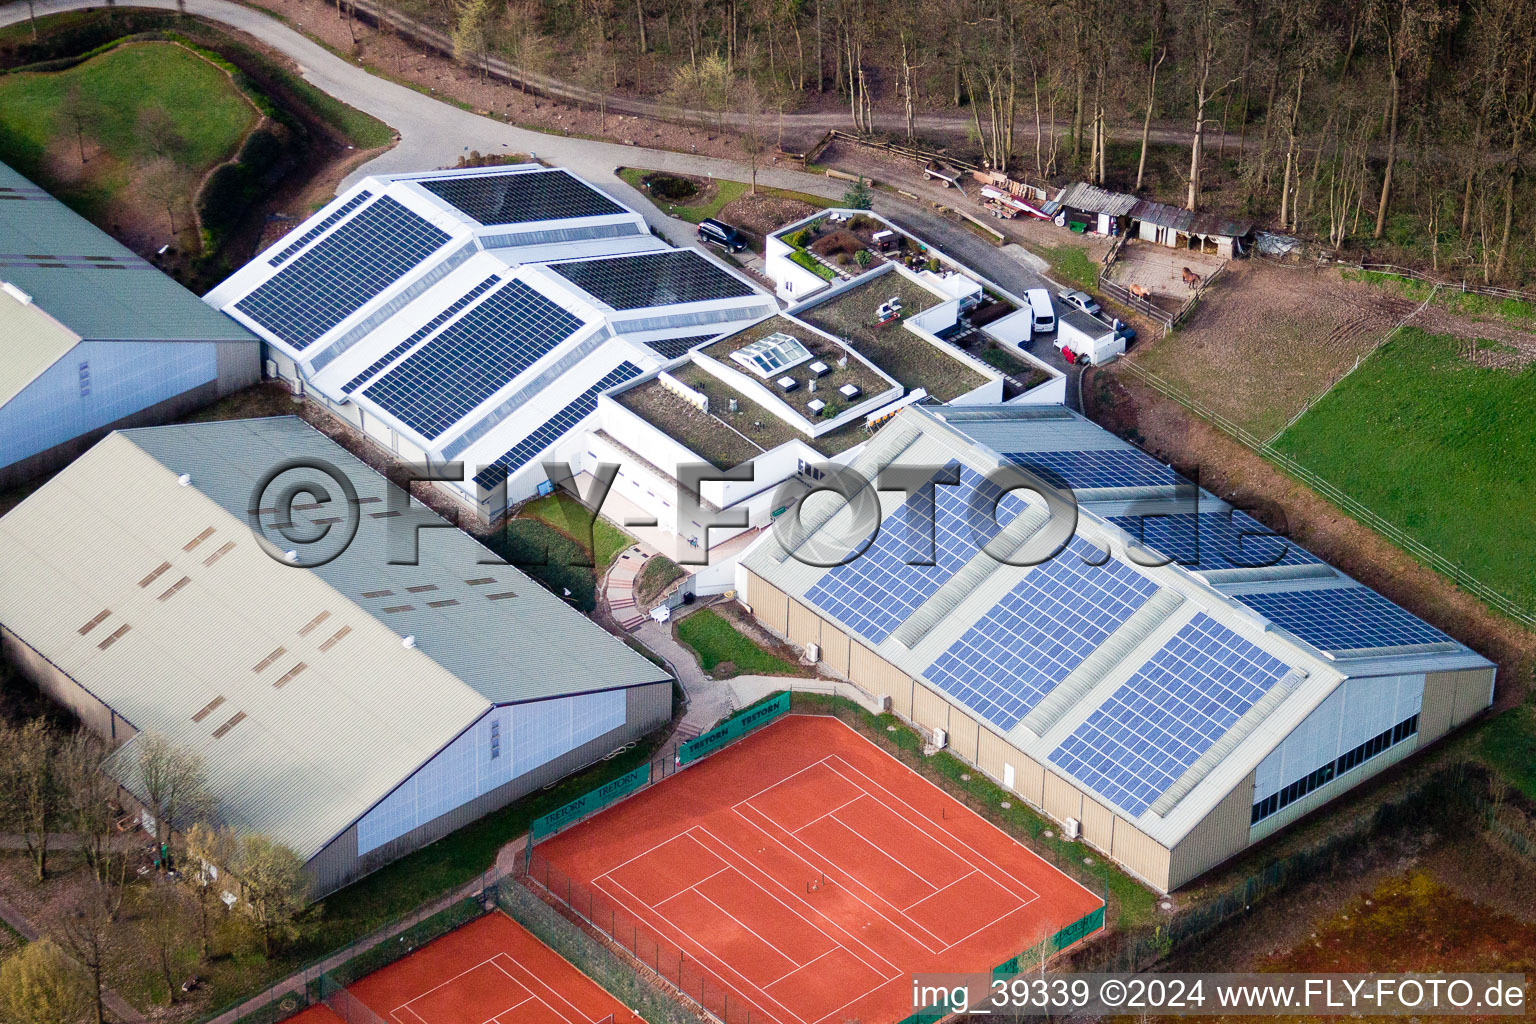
[195, 162, 1494, 892]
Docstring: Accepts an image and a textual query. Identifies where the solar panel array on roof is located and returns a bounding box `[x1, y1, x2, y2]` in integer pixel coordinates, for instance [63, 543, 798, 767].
[803, 464, 1025, 644]
[418, 170, 624, 225]
[924, 537, 1160, 731]
[363, 279, 585, 439]
[342, 276, 500, 394]
[234, 197, 450, 350]
[645, 336, 706, 360]
[1049, 613, 1292, 817]
[552, 250, 756, 310]
[1234, 586, 1452, 652]
[1109, 510, 1321, 571]
[268, 191, 373, 267]
[1004, 448, 1181, 490]
[474, 362, 644, 489]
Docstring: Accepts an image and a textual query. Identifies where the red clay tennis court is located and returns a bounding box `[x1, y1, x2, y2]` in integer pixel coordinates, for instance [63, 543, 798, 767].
[285, 912, 640, 1024]
[529, 714, 1103, 1024]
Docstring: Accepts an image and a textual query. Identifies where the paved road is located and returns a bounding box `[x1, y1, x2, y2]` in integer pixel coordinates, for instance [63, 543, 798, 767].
[0, 0, 1080, 404]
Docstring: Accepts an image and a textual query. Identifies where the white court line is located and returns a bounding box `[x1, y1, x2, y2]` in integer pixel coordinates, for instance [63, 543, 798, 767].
[653, 865, 732, 908]
[394, 956, 511, 1017]
[763, 947, 838, 988]
[490, 953, 600, 1024]
[731, 801, 947, 953]
[692, 823, 905, 976]
[815, 718, 1105, 905]
[692, 887, 820, 977]
[729, 755, 843, 812]
[821, 805, 941, 894]
[786, 792, 867, 834]
[594, 869, 808, 1024]
[902, 869, 980, 912]
[479, 992, 535, 1024]
[822, 755, 1043, 906]
[596, 830, 726, 891]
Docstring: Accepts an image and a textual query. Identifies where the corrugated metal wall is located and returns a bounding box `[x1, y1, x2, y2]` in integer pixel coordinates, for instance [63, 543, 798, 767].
[2, 627, 135, 744]
[305, 680, 672, 897]
[1167, 771, 1255, 890]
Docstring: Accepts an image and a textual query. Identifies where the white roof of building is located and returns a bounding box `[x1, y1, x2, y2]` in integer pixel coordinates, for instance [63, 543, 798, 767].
[204, 165, 776, 489]
[0, 417, 668, 858]
[742, 405, 1492, 848]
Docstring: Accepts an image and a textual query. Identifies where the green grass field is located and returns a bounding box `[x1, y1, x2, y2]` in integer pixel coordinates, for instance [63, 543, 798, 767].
[675, 608, 800, 676]
[1274, 328, 1536, 615]
[0, 40, 256, 217]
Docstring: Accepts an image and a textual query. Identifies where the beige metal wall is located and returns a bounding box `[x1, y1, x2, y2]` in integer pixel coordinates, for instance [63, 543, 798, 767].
[746, 574, 789, 634]
[1111, 817, 1172, 891]
[1167, 771, 1256, 890]
[2, 627, 135, 745]
[1418, 670, 1459, 743]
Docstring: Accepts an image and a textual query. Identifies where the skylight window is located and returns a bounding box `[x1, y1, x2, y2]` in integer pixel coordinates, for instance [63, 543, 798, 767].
[730, 332, 812, 378]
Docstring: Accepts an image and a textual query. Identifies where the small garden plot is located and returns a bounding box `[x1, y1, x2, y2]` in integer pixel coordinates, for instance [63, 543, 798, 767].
[674, 607, 805, 677]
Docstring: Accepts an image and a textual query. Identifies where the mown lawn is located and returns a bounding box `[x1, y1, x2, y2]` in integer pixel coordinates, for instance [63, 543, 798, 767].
[1042, 242, 1100, 291]
[517, 491, 634, 569]
[1274, 328, 1536, 616]
[0, 40, 256, 218]
[675, 608, 800, 676]
[477, 492, 635, 613]
[1477, 702, 1536, 801]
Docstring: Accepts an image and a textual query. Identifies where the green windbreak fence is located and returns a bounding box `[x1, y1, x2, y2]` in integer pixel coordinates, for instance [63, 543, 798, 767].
[990, 904, 1107, 982]
[678, 691, 790, 765]
[529, 761, 651, 845]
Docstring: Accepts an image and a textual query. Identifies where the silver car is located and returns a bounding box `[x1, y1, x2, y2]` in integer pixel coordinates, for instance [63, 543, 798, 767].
[1058, 289, 1102, 317]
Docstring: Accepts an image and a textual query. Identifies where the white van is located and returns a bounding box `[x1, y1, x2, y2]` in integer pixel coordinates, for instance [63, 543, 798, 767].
[1025, 288, 1056, 334]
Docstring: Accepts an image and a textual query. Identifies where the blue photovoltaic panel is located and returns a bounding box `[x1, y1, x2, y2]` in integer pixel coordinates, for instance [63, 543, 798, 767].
[473, 362, 644, 489]
[1003, 448, 1181, 490]
[341, 276, 500, 394]
[924, 537, 1160, 731]
[419, 170, 624, 225]
[1049, 613, 1292, 817]
[1234, 586, 1452, 651]
[267, 191, 373, 267]
[1108, 510, 1321, 571]
[803, 464, 1025, 644]
[553, 250, 756, 310]
[363, 279, 585, 440]
[234, 197, 450, 350]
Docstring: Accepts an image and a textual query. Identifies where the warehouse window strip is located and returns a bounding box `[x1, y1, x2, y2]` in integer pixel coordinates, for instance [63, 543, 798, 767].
[1251, 713, 1420, 825]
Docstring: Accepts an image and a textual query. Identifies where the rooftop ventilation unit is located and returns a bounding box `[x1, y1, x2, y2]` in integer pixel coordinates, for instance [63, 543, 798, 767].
[839, 383, 863, 400]
[283, 550, 299, 563]
[402, 635, 417, 649]
[177, 474, 192, 487]
[806, 398, 826, 415]
[777, 375, 799, 392]
[808, 360, 830, 377]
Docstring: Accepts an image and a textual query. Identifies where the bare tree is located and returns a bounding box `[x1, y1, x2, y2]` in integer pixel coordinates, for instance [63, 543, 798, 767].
[1183, 0, 1239, 210]
[56, 884, 113, 1024]
[452, 0, 494, 79]
[56, 85, 97, 165]
[58, 732, 115, 886]
[1135, 8, 1167, 192]
[0, 719, 62, 881]
[142, 160, 188, 236]
[136, 104, 182, 161]
[137, 883, 195, 1004]
[135, 733, 208, 851]
[737, 75, 769, 193]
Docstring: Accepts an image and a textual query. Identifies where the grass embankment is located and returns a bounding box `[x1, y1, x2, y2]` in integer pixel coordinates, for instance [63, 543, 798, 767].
[618, 166, 833, 225]
[1477, 702, 1536, 801]
[481, 492, 635, 613]
[1042, 243, 1100, 291]
[675, 608, 800, 676]
[0, 40, 256, 223]
[1274, 327, 1536, 616]
[635, 554, 686, 605]
[1342, 269, 1536, 329]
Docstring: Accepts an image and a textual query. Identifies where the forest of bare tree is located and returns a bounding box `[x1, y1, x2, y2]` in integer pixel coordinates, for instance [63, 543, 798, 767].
[416, 0, 1536, 279]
